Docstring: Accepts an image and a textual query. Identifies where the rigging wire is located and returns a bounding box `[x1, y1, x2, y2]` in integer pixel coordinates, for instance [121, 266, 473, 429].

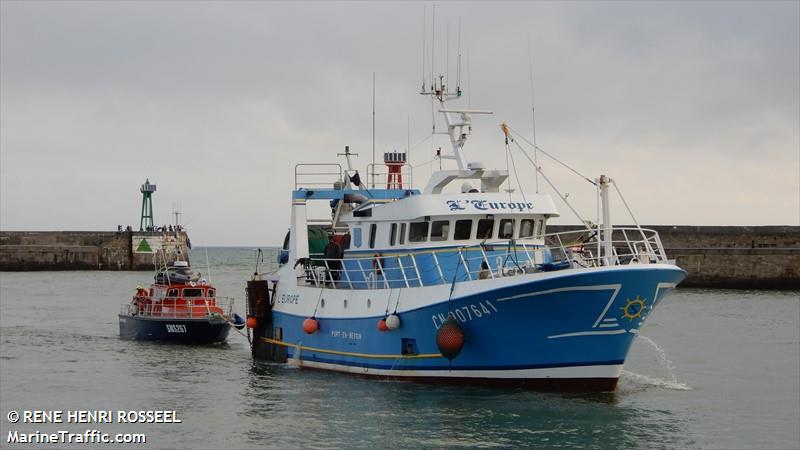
[430, 96, 436, 178]
[310, 272, 326, 317]
[596, 181, 601, 259]
[405, 131, 433, 166]
[502, 126, 526, 271]
[508, 136, 593, 232]
[611, 180, 642, 229]
[611, 180, 655, 254]
[502, 129, 521, 269]
[506, 124, 596, 186]
[504, 128, 530, 209]
[392, 287, 402, 314]
[384, 286, 393, 317]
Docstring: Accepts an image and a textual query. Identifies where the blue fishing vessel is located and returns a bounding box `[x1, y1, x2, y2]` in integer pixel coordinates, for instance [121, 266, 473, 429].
[247, 78, 686, 391]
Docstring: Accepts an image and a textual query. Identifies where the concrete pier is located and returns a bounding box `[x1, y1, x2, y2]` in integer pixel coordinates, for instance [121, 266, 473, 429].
[0, 230, 191, 271]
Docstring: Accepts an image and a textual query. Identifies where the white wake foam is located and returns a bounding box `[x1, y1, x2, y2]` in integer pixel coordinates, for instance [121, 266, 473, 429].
[621, 369, 692, 391]
[625, 334, 692, 390]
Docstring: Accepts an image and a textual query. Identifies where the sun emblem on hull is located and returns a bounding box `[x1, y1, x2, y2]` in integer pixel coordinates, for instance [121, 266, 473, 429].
[620, 296, 647, 321]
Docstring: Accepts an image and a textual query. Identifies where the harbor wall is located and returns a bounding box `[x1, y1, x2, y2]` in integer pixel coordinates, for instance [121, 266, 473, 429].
[1, 226, 798, 288]
[550, 225, 799, 289]
[0, 231, 191, 271]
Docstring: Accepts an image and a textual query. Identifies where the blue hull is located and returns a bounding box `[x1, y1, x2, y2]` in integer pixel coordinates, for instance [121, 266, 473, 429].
[119, 315, 230, 343]
[264, 265, 685, 389]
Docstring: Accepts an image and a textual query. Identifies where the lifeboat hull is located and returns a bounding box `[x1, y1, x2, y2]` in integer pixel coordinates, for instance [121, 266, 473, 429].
[118, 314, 230, 343]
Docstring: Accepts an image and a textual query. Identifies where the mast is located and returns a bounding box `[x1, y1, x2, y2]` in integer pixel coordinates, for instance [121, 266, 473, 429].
[420, 74, 491, 170]
[598, 174, 614, 266]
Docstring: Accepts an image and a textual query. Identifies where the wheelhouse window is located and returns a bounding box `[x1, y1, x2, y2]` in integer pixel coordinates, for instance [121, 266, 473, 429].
[531, 219, 544, 238]
[499, 219, 515, 239]
[183, 288, 204, 298]
[430, 220, 449, 241]
[454, 219, 472, 240]
[390, 223, 397, 246]
[167, 288, 179, 298]
[519, 219, 535, 238]
[399, 223, 406, 245]
[409, 222, 429, 242]
[208, 289, 215, 298]
[476, 219, 494, 240]
[369, 223, 377, 248]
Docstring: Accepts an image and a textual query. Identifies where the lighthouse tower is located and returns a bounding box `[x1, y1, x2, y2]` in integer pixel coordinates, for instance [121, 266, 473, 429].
[384, 151, 406, 190]
[139, 179, 157, 231]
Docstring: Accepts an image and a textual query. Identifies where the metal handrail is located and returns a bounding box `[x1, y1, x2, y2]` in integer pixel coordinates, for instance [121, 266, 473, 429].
[121, 296, 234, 319]
[297, 227, 670, 290]
[294, 164, 343, 190]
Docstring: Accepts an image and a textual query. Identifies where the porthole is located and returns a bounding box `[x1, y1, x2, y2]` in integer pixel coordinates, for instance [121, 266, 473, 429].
[367, 298, 372, 308]
[320, 298, 325, 308]
[344, 299, 348, 308]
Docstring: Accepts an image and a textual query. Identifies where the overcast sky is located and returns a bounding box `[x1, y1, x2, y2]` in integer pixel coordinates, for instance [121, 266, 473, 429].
[2, 1, 798, 246]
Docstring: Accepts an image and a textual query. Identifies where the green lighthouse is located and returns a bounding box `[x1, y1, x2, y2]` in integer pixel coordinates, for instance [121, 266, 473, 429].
[139, 179, 157, 231]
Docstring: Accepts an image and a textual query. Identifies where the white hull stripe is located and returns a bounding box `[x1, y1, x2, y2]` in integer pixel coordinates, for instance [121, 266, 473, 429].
[288, 359, 623, 379]
[547, 329, 627, 339]
[494, 284, 621, 303]
[493, 284, 622, 330]
[653, 282, 677, 307]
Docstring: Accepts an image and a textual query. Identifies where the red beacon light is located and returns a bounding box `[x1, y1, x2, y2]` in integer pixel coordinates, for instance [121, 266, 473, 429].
[384, 151, 406, 190]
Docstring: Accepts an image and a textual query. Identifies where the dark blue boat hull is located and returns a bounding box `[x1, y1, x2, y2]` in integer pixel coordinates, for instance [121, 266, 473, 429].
[118, 314, 230, 343]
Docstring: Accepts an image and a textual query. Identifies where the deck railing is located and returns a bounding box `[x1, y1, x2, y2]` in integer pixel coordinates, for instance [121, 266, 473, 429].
[297, 227, 669, 290]
[294, 164, 343, 190]
[121, 296, 234, 319]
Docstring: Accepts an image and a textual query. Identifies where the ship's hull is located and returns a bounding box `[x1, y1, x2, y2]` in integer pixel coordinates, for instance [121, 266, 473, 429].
[119, 314, 230, 343]
[256, 264, 686, 390]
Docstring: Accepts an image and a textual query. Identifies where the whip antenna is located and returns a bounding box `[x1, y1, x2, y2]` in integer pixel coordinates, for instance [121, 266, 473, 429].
[466, 49, 471, 108]
[430, 5, 435, 89]
[446, 20, 449, 90]
[421, 6, 426, 90]
[407, 115, 412, 189]
[372, 72, 376, 189]
[528, 36, 540, 193]
[456, 16, 462, 93]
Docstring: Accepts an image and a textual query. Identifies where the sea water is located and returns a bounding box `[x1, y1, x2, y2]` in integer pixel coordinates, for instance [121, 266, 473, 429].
[1, 247, 798, 449]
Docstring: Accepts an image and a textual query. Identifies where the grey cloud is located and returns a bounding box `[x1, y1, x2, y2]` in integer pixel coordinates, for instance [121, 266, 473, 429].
[1, 1, 797, 245]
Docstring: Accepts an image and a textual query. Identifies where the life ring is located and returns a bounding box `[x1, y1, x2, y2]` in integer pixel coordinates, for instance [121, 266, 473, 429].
[371, 253, 384, 273]
[189, 281, 197, 287]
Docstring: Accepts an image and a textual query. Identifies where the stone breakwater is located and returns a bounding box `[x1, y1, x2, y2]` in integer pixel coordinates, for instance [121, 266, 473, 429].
[549, 225, 799, 289]
[0, 230, 190, 271]
[1, 226, 797, 288]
